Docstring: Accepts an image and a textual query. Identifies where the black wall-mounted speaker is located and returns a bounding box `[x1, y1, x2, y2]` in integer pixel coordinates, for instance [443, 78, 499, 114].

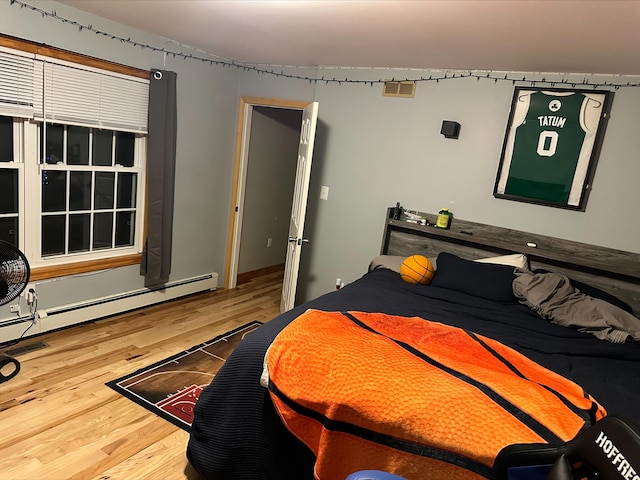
[440, 120, 461, 139]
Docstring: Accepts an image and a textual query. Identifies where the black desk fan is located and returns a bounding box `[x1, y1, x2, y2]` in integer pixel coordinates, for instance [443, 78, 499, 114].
[0, 240, 30, 384]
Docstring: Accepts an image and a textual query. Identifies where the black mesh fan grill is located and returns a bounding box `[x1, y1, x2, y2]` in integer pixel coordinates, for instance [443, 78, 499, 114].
[0, 241, 30, 307]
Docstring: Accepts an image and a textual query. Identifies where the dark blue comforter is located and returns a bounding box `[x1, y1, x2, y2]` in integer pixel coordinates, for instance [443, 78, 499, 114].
[187, 268, 640, 479]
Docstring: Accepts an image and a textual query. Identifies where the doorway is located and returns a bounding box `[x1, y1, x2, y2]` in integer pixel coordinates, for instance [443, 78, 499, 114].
[225, 97, 312, 291]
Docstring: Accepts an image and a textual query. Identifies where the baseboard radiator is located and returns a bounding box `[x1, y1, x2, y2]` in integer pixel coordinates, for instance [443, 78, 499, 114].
[0, 272, 218, 344]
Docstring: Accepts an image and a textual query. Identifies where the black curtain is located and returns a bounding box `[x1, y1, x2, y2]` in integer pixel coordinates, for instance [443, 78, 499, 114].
[140, 69, 177, 285]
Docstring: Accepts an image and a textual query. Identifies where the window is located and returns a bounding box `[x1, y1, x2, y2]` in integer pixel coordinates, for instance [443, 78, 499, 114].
[39, 123, 144, 258]
[0, 38, 149, 280]
[0, 116, 18, 246]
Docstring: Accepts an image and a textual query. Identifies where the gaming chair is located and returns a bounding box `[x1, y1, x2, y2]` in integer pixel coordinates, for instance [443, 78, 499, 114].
[346, 416, 640, 480]
[492, 415, 640, 480]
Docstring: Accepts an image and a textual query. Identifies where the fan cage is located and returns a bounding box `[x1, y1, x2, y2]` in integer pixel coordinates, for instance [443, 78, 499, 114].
[0, 241, 31, 307]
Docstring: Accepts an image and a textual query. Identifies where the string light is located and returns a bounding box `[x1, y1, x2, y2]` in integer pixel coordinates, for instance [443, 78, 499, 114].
[10, 0, 640, 89]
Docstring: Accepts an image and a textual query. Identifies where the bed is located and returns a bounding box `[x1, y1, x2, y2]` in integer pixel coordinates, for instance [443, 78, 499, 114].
[186, 207, 640, 480]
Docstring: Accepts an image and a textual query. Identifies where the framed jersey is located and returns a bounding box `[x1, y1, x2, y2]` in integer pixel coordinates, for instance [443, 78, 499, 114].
[494, 87, 612, 210]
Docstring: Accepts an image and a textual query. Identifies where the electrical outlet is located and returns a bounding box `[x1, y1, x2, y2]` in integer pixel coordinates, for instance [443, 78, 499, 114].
[24, 283, 36, 298]
[267, 237, 273, 248]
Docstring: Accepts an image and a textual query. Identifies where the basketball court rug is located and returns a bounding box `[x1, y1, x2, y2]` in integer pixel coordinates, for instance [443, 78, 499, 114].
[106, 321, 262, 431]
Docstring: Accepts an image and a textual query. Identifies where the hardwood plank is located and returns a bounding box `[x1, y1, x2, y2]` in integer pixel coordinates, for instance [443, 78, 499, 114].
[237, 263, 284, 285]
[0, 271, 283, 480]
[86, 429, 191, 480]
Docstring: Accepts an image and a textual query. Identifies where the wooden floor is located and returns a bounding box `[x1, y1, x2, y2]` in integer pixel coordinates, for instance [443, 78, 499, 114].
[0, 271, 283, 480]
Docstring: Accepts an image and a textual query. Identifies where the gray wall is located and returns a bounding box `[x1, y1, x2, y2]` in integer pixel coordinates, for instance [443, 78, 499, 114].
[238, 107, 300, 273]
[299, 70, 640, 302]
[2, 1, 639, 314]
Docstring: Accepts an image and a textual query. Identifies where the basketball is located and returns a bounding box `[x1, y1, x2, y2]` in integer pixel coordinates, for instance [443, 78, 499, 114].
[400, 255, 435, 285]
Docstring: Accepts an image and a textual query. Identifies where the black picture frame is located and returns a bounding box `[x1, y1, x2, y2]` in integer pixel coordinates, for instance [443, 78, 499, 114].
[493, 87, 612, 211]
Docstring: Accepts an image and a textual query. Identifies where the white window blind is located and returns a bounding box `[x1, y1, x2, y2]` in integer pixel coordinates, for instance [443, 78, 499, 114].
[0, 47, 40, 119]
[35, 56, 149, 134]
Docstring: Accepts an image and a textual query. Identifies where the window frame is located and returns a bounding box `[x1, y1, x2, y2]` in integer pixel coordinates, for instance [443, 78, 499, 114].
[0, 34, 150, 281]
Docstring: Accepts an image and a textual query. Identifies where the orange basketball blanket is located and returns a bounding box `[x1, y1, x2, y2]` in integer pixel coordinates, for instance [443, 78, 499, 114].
[263, 309, 606, 480]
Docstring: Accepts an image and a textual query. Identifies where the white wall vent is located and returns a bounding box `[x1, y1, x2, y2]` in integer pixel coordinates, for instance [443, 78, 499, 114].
[382, 81, 416, 98]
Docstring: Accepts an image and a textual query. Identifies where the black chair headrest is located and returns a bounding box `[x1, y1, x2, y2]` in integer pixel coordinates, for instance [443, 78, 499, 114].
[493, 416, 640, 480]
[550, 416, 640, 480]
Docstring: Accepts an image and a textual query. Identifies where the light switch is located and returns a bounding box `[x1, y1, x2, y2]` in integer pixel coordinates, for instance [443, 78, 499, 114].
[320, 185, 329, 200]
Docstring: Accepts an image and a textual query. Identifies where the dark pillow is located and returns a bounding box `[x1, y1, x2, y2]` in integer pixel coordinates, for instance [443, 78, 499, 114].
[533, 269, 633, 314]
[430, 252, 518, 303]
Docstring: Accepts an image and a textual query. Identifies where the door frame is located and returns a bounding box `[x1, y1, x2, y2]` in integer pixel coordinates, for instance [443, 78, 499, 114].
[224, 96, 313, 289]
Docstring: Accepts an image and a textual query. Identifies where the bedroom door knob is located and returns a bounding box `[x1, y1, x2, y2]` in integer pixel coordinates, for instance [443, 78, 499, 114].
[288, 237, 309, 245]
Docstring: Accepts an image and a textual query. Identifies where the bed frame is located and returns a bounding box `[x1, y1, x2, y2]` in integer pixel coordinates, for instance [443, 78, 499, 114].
[380, 207, 640, 313]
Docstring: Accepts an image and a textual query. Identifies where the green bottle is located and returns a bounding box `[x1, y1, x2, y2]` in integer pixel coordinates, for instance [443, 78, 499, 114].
[435, 208, 451, 229]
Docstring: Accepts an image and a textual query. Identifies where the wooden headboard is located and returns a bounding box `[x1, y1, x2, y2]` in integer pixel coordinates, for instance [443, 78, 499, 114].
[380, 207, 640, 313]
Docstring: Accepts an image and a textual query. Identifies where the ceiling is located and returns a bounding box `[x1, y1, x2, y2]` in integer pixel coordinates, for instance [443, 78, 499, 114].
[57, 0, 640, 75]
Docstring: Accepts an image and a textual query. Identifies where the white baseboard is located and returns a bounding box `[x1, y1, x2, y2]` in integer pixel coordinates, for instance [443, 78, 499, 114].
[0, 273, 218, 345]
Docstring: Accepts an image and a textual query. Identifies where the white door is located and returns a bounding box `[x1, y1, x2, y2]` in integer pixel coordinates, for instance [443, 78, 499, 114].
[280, 101, 319, 312]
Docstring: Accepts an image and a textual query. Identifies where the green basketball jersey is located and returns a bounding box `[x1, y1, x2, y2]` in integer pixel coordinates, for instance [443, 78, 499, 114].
[504, 91, 588, 204]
